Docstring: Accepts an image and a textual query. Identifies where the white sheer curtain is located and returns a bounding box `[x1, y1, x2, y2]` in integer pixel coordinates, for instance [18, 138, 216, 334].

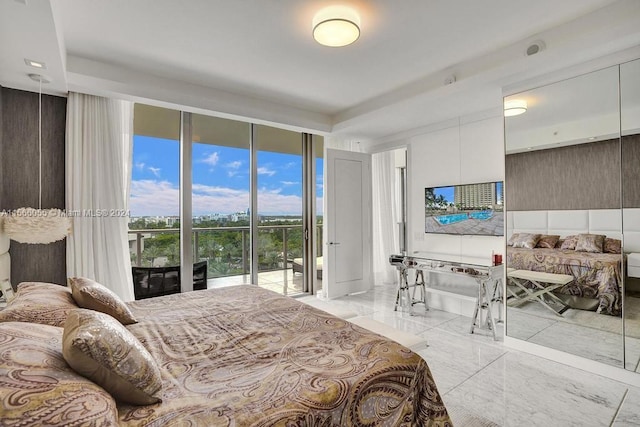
[372, 150, 400, 285]
[66, 92, 135, 301]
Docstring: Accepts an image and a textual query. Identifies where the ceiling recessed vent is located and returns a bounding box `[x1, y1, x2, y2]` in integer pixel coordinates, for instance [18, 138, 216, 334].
[526, 41, 546, 56]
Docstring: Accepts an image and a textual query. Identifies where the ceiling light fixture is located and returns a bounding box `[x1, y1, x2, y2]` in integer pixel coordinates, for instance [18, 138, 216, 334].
[24, 58, 46, 69]
[312, 5, 360, 47]
[504, 99, 527, 117]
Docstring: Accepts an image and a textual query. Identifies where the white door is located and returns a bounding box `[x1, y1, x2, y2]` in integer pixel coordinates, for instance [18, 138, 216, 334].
[325, 149, 372, 298]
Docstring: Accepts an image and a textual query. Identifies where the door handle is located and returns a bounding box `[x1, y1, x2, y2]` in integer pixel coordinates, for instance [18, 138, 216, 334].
[328, 242, 341, 245]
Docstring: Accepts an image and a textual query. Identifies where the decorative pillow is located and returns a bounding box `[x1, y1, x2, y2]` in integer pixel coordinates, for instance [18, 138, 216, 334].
[560, 235, 579, 250]
[0, 282, 78, 327]
[604, 237, 622, 254]
[68, 277, 137, 325]
[0, 321, 118, 425]
[536, 235, 560, 249]
[555, 238, 565, 248]
[510, 233, 541, 249]
[575, 233, 606, 253]
[507, 233, 521, 247]
[63, 309, 162, 405]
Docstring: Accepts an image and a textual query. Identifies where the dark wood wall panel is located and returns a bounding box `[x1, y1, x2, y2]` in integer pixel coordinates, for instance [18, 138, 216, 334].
[1, 87, 67, 285]
[506, 139, 620, 211]
[622, 134, 640, 208]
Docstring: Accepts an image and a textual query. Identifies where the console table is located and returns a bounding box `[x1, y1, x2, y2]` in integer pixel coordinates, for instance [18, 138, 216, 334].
[389, 253, 504, 340]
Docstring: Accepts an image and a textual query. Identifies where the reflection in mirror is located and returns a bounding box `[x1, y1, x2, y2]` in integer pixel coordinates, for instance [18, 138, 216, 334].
[505, 66, 624, 367]
[621, 58, 640, 371]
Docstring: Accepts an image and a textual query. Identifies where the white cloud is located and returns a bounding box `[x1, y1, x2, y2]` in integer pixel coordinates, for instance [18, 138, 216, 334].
[257, 166, 276, 176]
[130, 180, 180, 216]
[225, 160, 242, 169]
[135, 162, 145, 171]
[130, 180, 305, 217]
[202, 152, 219, 166]
[148, 167, 161, 177]
[280, 181, 298, 186]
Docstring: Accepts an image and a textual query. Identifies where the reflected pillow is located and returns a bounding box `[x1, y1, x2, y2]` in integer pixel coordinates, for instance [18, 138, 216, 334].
[0, 321, 118, 424]
[604, 237, 622, 254]
[62, 309, 162, 405]
[510, 233, 541, 249]
[0, 282, 78, 327]
[560, 235, 579, 250]
[536, 235, 560, 249]
[575, 233, 605, 253]
[68, 277, 137, 325]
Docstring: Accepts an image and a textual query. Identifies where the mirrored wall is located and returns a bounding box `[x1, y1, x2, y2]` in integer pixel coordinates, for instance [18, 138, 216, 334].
[505, 59, 640, 371]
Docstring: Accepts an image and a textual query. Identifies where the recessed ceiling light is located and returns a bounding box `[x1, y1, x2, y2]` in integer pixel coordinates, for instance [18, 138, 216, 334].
[25, 59, 46, 69]
[588, 136, 597, 141]
[504, 99, 527, 117]
[312, 6, 360, 47]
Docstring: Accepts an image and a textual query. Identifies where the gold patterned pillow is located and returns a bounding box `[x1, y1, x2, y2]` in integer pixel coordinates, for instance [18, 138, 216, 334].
[63, 309, 162, 405]
[604, 237, 622, 254]
[536, 235, 560, 249]
[0, 321, 118, 425]
[575, 233, 605, 253]
[0, 282, 78, 327]
[560, 235, 579, 250]
[507, 233, 521, 246]
[68, 277, 137, 325]
[511, 233, 541, 249]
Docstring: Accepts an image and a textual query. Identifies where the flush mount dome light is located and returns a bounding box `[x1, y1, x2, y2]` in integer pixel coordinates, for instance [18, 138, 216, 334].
[313, 5, 360, 47]
[504, 99, 527, 117]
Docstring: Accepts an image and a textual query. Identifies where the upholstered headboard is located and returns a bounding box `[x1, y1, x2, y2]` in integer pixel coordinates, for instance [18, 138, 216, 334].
[0, 224, 10, 285]
[506, 208, 640, 253]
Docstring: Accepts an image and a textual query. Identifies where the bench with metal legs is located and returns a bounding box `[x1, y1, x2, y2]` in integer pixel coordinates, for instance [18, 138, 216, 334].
[506, 269, 572, 316]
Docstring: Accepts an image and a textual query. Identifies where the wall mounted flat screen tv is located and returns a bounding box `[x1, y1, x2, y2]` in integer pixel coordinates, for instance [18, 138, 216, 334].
[425, 181, 504, 236]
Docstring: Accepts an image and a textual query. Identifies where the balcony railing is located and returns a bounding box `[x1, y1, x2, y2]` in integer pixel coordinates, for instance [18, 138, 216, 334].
[129, 224, 323, 279]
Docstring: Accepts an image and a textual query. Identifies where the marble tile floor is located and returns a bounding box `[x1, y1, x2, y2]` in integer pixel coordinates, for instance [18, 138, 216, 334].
[507, 295, 640, 371]
[304, 285, 640, 426]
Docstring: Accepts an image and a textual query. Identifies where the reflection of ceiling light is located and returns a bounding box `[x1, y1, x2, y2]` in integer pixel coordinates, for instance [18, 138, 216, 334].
[313, 6, 360, 47]
[25, 59, 46, 69]
[504, 99, 527, 117]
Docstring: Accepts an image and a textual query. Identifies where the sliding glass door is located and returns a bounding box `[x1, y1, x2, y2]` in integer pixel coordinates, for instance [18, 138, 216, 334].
[191, 114, 251, 285]
[130, 103, 322, 296]
[254, 125, 304, 295]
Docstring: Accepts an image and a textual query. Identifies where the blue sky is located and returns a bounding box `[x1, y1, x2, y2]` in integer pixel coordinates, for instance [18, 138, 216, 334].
[130, 135, 324, 217]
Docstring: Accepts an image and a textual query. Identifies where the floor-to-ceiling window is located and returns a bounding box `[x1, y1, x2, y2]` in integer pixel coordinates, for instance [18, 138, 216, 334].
[254, 125, 304, 295]
[191, 114, 251, 283]
[129, 103, 321, 296]
[129, 105, 181, 270]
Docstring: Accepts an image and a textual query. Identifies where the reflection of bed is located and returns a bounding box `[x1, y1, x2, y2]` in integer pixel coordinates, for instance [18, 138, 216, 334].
[507, 247, 622, 315]
[292, 256, 323, 279]
[0, 284, 451, 425]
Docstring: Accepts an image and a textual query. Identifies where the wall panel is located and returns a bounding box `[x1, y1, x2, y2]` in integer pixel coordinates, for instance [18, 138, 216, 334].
[0, 87, 67, 285]
[506, 139, 620, 211]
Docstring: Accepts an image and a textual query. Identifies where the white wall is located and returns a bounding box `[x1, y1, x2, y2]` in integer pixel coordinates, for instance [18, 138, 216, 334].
[407, 114, 505, 260]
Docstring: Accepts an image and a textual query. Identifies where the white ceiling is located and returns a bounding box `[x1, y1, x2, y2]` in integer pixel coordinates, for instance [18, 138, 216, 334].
[1, 0, 639, 143]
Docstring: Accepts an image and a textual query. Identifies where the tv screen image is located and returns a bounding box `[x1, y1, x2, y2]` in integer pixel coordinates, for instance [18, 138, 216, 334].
[425, 181, 504, 236]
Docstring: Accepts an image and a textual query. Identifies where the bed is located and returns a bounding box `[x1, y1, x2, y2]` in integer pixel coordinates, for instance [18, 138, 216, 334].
[507, 241, 623, 316]
[0, 281, 451, 426]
